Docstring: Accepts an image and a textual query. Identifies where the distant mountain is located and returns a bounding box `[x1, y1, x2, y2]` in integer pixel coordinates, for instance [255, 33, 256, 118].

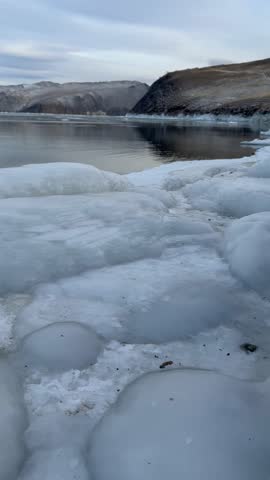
[0, 81, 148, 115]
[132, 58, 270, 116]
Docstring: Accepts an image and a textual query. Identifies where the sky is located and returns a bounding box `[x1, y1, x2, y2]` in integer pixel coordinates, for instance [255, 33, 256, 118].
[0, 0, 270, 85]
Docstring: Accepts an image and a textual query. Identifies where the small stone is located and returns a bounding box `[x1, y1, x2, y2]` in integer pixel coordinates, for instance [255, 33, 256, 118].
[160, 361, 173, 369]
[240, 343, 258, 354]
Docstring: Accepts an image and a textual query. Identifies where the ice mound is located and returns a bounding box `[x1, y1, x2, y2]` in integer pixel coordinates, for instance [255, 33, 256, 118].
[162, 165, 237, 191]
[0, 359, 26, 480]
[18, 414, 90, 480]
[128, 157, 247, 188]
[248, 148, 270, 178]
[224, 212, 270, 298]
[89, 369, 270, 480]
[18, 322, 103, 371]
[0, 162, 130, 198]
[241, 138, 270, 146]
[184, 176, 270, 217]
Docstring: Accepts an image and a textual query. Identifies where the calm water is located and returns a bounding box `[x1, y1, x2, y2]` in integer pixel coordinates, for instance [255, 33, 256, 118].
[0, 114, 259, 174]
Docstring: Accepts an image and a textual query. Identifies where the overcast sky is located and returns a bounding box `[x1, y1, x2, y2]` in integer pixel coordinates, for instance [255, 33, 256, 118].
[0, 0, 269, 85]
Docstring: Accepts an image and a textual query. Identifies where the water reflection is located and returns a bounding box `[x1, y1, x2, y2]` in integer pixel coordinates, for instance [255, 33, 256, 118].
[0, 116, 258, 174]
[136, 123, 256, 162]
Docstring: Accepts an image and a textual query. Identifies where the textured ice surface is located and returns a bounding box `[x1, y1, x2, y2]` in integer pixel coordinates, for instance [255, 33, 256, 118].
[0, 190, 181, 294]
[19, 322, 103, 371]
[89, 369, 270, 480]
[0, 359, 26, 480]
[15, 245, 268, 345]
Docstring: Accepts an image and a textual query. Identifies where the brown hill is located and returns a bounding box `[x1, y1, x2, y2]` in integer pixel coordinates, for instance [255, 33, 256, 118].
[133, 58, 270, 116]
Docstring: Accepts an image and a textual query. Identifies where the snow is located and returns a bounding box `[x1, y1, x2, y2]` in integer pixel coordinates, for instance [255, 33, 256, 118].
[18, 322, 103, 371]
[2, 141, 270, 478]
[89, 369, 270, 480]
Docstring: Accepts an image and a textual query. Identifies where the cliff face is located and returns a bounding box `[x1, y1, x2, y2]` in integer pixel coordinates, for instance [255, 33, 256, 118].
[133, 59, 270, 116]
[0, 81, 148, 115]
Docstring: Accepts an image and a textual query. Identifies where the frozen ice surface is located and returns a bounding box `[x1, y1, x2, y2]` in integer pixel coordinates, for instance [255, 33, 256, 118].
[89, 369, 270, 480]
[1, 146, 270, 479]
[0, 359, 26, 480]
[18, 322, 103, 371]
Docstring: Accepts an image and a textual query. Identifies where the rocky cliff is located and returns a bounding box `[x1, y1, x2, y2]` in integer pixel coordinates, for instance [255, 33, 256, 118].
[133, 58, 270, 117]
[0, 81, 148, 115]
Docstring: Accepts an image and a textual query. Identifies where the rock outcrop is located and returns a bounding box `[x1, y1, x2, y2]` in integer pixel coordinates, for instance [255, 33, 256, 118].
[0, 81, 148, 115]
[133, 58, 270, 117]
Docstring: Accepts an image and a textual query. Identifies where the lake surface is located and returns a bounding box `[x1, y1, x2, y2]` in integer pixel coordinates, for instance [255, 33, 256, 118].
[0, 114, 259, 173]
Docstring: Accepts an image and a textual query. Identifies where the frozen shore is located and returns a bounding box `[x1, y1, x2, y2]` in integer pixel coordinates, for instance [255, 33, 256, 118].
[2, 143, 270, 478]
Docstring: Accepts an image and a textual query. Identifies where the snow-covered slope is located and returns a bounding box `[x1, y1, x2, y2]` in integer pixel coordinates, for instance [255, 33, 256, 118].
[2, 144, 270, 478]
[0, 80, 148, 115]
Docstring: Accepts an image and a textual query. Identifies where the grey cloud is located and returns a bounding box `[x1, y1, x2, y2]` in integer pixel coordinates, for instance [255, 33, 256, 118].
[0, 53, 64, 70]
[0, 69, 46, 82]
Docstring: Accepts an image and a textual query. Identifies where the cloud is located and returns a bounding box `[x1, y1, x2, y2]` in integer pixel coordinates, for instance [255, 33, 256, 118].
[0, 53, 63, 70]
[0, 0, 270, 84]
